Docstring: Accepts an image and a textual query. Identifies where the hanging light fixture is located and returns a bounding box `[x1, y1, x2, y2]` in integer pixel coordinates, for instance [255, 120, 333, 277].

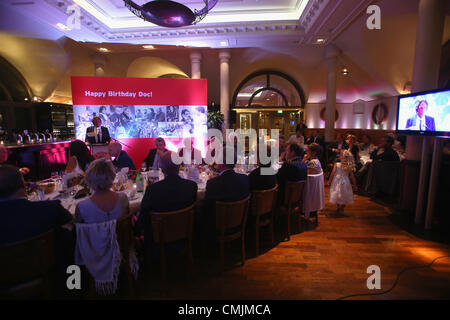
[124, 0, 219, 28]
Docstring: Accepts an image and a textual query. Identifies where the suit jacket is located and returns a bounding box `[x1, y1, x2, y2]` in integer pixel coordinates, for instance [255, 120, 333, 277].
[405, 115, 436, 131]
[306, 135, 324, 145]
[276, 157, 307, 203]
[137, 175, 197, 246]
[112, 150, 136, 170]
[202, 170, 250, 240]
[85, 126, 111, 144]
[249, 166, 277, 191]
[0, 199, 72, 246]
[370, 147, 400, 162]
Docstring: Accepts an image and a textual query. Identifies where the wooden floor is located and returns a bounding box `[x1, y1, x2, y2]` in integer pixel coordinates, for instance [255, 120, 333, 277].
[135, 188, 450, 300]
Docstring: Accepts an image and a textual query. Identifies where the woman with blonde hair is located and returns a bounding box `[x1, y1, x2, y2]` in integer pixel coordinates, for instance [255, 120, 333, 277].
[75, 158, 129, 223]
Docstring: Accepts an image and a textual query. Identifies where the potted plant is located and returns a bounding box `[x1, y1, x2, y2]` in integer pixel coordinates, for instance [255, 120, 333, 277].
[207, 110, 225, 130]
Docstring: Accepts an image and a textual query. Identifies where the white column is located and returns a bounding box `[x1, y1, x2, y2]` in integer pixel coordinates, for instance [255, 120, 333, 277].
[219, 50, 231, 129]
[190, 52, 202, 79]
[93, 53, 106, 77]
[411, 0, 446, 226]
[324, 44, 340, 142]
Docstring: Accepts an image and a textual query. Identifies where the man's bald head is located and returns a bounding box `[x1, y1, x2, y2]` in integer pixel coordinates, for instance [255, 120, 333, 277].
[160, 151, 180, 176]
[108, 142, 122, 158]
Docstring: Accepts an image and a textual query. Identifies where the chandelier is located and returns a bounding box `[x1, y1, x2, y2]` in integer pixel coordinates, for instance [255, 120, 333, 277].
[124, 0, 219, 28]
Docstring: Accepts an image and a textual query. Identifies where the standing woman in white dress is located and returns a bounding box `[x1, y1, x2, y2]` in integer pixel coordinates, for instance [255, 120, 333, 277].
[327, 150, 357, 214]
[65, 140, 95, 174]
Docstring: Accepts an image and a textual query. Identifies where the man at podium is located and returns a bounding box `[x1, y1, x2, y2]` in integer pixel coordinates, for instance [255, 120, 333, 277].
[85, 116, 111, 144]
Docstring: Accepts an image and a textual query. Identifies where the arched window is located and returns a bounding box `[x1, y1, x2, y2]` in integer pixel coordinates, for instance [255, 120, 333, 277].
[232, 70, 305, 108]
[231, 70, 306, 138]
[0, 55, 32, 102]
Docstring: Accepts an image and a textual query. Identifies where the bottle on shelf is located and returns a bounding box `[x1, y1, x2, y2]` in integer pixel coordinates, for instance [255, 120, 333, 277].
[135, 169, 144, 193]
[23, 130, 31, 144]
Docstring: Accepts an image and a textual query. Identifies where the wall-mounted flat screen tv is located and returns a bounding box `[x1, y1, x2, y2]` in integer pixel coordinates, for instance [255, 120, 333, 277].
[396, 88, 450, 136]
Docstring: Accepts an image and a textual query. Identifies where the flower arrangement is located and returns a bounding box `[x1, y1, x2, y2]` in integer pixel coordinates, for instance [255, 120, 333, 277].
[26, 181, 38, 195]
[207, 111, 224, 130]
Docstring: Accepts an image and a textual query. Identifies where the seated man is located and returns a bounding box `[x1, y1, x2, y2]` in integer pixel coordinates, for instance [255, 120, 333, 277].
[0, 165, 72, 246]
[249, 148, 277, 191]
[286, 126, 305, 150]
[0, 145, 30, 175]
[370, 135, 400, 162]
[143, 137, 168, 169]
[276, 143, 307, 203]
[177, 138, 203, 165]
[202, 146, 250, 241]
[305, 130, 323, 146]
[108, 141, 136, 170]
[356, 135, 400, 190]
[85, 116, 111, 144]
[137, 152, 197, 258]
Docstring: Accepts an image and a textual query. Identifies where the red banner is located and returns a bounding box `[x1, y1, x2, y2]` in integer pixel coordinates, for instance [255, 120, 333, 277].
[71, 76, 207, 105]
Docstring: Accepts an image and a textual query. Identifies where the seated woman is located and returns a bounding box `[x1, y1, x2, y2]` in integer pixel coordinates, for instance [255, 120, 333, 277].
[65, 140, 94, 174]
[303, 143, 323, 175]
[75, 158, 129, 224]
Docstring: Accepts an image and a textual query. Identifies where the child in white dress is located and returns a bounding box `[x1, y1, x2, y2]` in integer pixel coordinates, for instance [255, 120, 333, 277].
[327, 150, 357, 214]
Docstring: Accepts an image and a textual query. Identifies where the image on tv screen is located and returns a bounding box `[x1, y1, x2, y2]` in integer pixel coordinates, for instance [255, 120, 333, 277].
[397, 89, 450, 133]
[73, 105, 208, 140]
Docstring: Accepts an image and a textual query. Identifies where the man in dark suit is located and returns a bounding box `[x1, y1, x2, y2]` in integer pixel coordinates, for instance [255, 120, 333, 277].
[202, 146, 250, 242]
[370, 135, 400, 162]
[249, 147, 277, 191]
[0, 165, 72, 246]
[405, 100, 436, 131]
[137, 152, 197, 259]
[305, 130, 323, 146]
[276, 143, 307, 203]
[143, 137, 168, 169]
[85, 116, 111, 144]
[108, 141, 136, 170]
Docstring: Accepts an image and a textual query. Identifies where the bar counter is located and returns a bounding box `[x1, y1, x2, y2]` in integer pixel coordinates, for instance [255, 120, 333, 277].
[3, 140, 73, 181]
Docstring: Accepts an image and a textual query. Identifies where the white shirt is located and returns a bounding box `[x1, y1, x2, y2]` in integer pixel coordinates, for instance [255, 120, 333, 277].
[94, 127, 102, 143]
[287, 135, 305, 149]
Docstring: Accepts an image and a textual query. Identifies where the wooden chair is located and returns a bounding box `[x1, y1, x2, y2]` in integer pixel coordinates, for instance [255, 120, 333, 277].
[251, 185, 278, 256]
[215, 196, 250, 271]
[150, 203, 195, 284]
[116, 213, 136, 297]
[0, 229, 55, 299]
[79, 213, 136, 298]
[278, 180, 306, 240]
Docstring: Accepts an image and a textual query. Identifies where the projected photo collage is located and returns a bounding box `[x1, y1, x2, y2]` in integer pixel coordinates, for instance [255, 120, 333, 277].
[74, 105, 208, 140]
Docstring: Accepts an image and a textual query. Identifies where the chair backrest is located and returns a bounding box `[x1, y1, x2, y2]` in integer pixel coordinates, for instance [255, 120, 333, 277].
[151, 204, 195, 244]
[0, 229, 55, 285]
[251, 185, 278, 217]
[284, 180, 306, 205]
[116, 213, 134, 259]
[216, 196, 250, 231]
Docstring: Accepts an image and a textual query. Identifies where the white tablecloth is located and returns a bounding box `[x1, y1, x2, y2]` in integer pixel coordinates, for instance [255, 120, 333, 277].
[302, 173, 325, 219]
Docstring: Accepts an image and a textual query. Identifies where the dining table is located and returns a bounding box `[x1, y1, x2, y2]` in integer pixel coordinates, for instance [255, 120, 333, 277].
[28, 161, 294, 219]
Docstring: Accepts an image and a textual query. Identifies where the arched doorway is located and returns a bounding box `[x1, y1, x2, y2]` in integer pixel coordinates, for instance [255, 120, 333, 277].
[232, 70, 305, 139]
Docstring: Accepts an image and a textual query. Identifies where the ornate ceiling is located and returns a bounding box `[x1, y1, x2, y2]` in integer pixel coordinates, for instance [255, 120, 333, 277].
[4, 0, 374, 47]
